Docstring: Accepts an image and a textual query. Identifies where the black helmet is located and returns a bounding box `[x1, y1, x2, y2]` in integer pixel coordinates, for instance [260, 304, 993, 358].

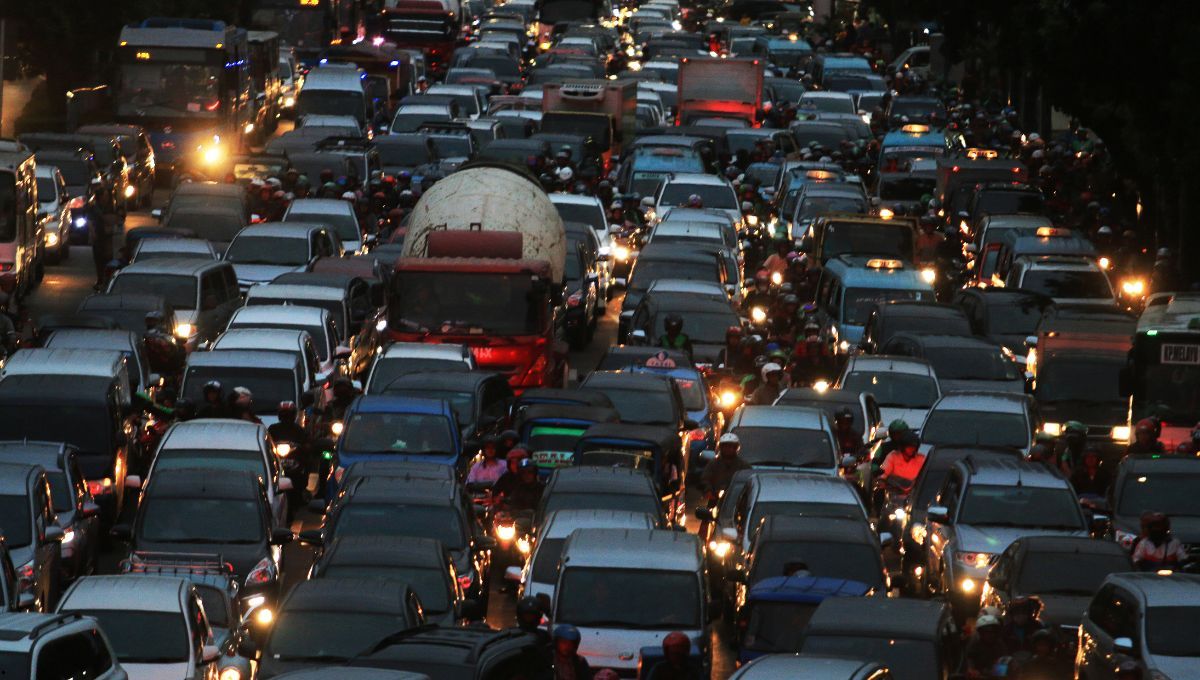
[898, 431, 921, 449]
[516, 596, 543, 623]
[664, 314, 683, 332]
[835, 407, 854, 422]
[499, 429, 519, 445]
[202, 380, 222, 394]
[173, 398, 196, 419]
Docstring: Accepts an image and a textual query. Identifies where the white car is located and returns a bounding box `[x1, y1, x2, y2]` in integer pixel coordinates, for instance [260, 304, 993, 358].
[226, 305, 344, 381]
[34, 164, 70, 263]
[724, 405, 840, 475]
[224, 222, 342, 291]
[131, 238, 219, 263]
[364, 342, 475, 394]
[654, 173, 741, 229]
[837, 354, 942, 427]
[283, 198, 364, 254]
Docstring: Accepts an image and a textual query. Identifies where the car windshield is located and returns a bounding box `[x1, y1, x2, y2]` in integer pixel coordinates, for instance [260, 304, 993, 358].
[163, 212, 246, 243]
[139, 498, 264, 543]
[36, 177, 56, 202]
[1116, 474, 1200, 517]
[341, 413, 455, 456]
[0, 495, 31, 548]
[54, 160, 92, 187]
[588, 386, 675, 425]
[531, 537, 566, 584]
[927, 347, 1019, 381]
[226, 236, 310, 266]
[269, 611, 411, 661]
[366, 359, 469, 393]
[977, 192, 1043, 216]
[286, 211, 360, 244]
[1036, 357, 1124, 404]
[117, 61, 221, 118]
[389, 271, 542, 335]
[672, 376, 707, 411]
[1013, 550, 1130, 595]
[822, 222, 914, 262]
[842, 371, 939, 409]
[1021, 270, 1111, 300]
[921, 410, 1028, 449]
[154, 448, 265, 479]
[543, 492, 659, 518]
[958, 484, 1081, 529]
[660, 184, 737, 210]
[528, 426, 587, 456]
[45, 472, 73, 513]
[323, 565, 450, 613]
[629, 260, 719, 292]
[796, 196, 867, 221]
[69, 610, 189, 663]
[334, 504, 465, 550]
[844, 289, 928, 326]
[743, 600, 815, 653]
[109, 274, 196, 309]
[747, 501, 863, 533]
[296, 90, 365, 121]
[554, 203, 605, 231]
[382, 389, 473, 426]
[799, 96, 854, 114]
[182, 367, 298, 415]
[1145, 606, 1200, 656]
[752, 540, 883, 589]
[557, 567, 700, 629]
[392, 111, 452, 133]
[880, 314, 971, 343]
[656, 313, 737, 345]
[734, 427, 835, 468]
[987, 299, 1045, 334]
[0, 405, 114, 463]
[803, 635, 938, 680]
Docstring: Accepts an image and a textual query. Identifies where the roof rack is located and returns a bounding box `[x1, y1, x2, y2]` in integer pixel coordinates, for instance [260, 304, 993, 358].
[121, 551, 234, 576]
[27, 613, 84, 640]
[314, 136, 373, 151]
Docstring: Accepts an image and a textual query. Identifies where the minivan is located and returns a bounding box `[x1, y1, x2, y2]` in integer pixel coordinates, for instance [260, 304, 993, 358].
[107, 259, 242, 348]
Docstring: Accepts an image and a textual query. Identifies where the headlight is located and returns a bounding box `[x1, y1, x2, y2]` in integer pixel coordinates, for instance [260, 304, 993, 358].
[275, 443, 292, 457]
[220, 668, 243, 680]
[956, 551, 994, 569]
[173, 323, 193, 339]
[330, 421, 344, 436]
[614, 245, 631, 261]
[750, 307, 767, 324]
[74, 217, 87, 228]
[708, 540, 732, 558]
[45, 232, 59, 247]
[746, 214, 758, 227]
[244, 122, 255, 135]
[718, 389, 740, 409]
[769, 271, 782, 286]
[244, 595, 266, 609]
[1111, 425, 1131, 442]
[1042, 422, 1062, 437]
[253, 607, 274, 626]
[890, 508, 907, 522]
[838, 340, 850, 352]
[1121, 278, 1146, 297]
[516, 537, 531, 555]
[123, 185, 136, 199]
[201, 145, 224, 165]
[61, 528, 75, 545]
[960, 577, 977, 593]
[495, 524, 516, 541]
[813, 379, 830, 392]
[284, 96, 295, 108]
[910, 522, 926, 545]
[920, 267, 936, 284]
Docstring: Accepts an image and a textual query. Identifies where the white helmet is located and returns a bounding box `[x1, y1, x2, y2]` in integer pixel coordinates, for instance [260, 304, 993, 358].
[975, 615, 1001, 629]
[762, 362, 783, 378]
[556, 166, 575, 182]
[718, 432, 740, 446]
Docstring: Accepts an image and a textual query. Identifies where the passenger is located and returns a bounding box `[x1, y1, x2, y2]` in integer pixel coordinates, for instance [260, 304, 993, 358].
[832, 407, 862, 456]
[1070, 448, 1111, 497]
[466, 435, 506, 485]
[749, 362, 784, 405]
[1131, 512, 1188, 571]
[700, 433, 750, 504]
[645, 631, 702, 680]
[1055, 420, 1088, 475]
[229, 386, 261, 424]
[498, 458, 543, 512]
[657, 313, 694, 360]
[964, 615, 1009, 678]
[196, 380, 228, 419]
[551, 624, 590, 680]
[1126, 418, 1165, 455]
[1001, 596, 1046, 653]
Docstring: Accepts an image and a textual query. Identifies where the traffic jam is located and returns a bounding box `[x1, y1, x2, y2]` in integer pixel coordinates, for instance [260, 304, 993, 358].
[0, 0, 1196, 679]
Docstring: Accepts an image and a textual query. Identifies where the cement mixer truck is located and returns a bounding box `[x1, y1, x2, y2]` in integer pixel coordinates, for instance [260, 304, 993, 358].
[388, 162, 569, 389]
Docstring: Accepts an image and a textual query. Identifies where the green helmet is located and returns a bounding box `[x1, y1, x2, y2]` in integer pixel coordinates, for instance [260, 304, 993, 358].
[888, 419, 910, 437]
[1064, 421, 1087, 435]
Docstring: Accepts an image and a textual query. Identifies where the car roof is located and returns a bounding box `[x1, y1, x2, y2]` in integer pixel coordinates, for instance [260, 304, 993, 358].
[161, 419, 266, 451]
[185, 349, 299, 370]
[561, 528, 701, 571]
[135, 238, 214, 253]
[825, 257, 933, 292]
[282, 578, 418, 615]
[288, 198, 355, 215]
[876, 301, 965, 319]
[0, 462, 40, 493]
[662, 172, 731, 187]
[931, 391, 1029, 414]
[542, 509, 659, 539]
[1117, 454, 1200, 474]
[807, 597, 949, 639]
[43, 329, 140, 353]
[247, 284, 346, 302]
[734, 405, 828, 430]
[213, 328, 309, 351]
[844, 355, 935, 376]
[3, 348, 125, 378]
[61, 575, 185, 613]
[235, 222, 326, 239]
[775, 388, 863, 407]
[734, 654, 883, 677]
[752, 473, 859, 503]
[144, 468, 263, 500]
[646, 279, 727, 296]
[549, 194, 603, 207]
[0, 374, 114, 405]
[890, 333, 1002, 351]
[547, 465, 657, 493]
[1016, 535, 1131, 558]
[380, 343, 470, 360]
[343, 477, 459, 504]
[381, 371, 500, 392]
[271, 669, 429, 680]
[759, 515, 877, 543]
[1105, 573, 1200, 606]
[116, 258, 224, 277]
[324, 535, 447, 569]
[582, 370, 675, 392]
[231, 305, 329, 325]
[353, 395, 453, 416]
[0, 442, 69, 471]
[960, 456, 1069, 489]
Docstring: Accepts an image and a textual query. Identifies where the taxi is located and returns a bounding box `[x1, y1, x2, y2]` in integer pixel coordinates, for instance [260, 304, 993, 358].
[878, 124, 949, 172]
[814, 256, 936, 353]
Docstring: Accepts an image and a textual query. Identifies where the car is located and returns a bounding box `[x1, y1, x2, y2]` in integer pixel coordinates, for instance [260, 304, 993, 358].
[161, 206, 249, 251]
[351, 626, 543, 678]
[364, 343, 476, 394]
[549, 193, 609, 253]
[114, 468, 291, 612]
[772, 386, 884, 468]
[592, 346, 694, 372]
[107, 259, 242, 347]
[814, 256, 935, 353]
[625, 293, 742, 367]
[180, 350, 310, 426]
[304, 477, 493, 606]
[56, 575, 222, 679]
[1106, 455, 1200, 555]
[159, 182, 250, 223]
[211, 328, 327, 402]
[34, 164, 71, 264]
[952, 288, 1054, 354]
[561, 233, 602, 348]
[75, 292, 177, 337]
[270, 271, 381, 337]
[799, 91, 857, 116]
[226, 302, 342, 374]
[965, 181, 1044, 233]
[0, 463, 65, 611]
[654, 172, 741, 228]
[981, 536, 1132, 643]
[0, 611, 127, 680]
[244, 283, 352, 344]
[734, 574, 873, 664]
[621, 243, 728, 314]
[334, 395, 464, 479]
[858, 301, 973, 354]
[615, 146, 708, 199]
[538, 466, 665, 528]
[835, 355, 942, 429]
[919, 391, 1037, 454]
[74, 124, 156, 206]
[310, 535, 466, 626]
[551, 528, 708, 676]
[0, 442, 101, 583]
[790, 183, 869, 239]
[1077, 572, 1200, 680]
[251, 578, 426, 678]
[510, 508, 658, 603]
[224, 223, 342, 290]
[579, 370, 691, 431]
[728, 654, 892, 680]
[283, 198, 366, 254]
[879, 333, 1025, 394]
[724, 405, 840, 474]
[376, 371, 514, 442]
[924, 456, 1089, 617]
[135, 419, 293, 527]
[801, 598, 956, 680]
[1005, 255, 1117, 307]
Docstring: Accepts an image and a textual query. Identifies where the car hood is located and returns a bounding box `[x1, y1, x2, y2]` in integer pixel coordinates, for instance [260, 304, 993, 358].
[232, 263, 307, 285]
[121, 661, 193, 680]
[1039, 401, 1127, 428]
[879, 407, 930, 430]
[938, 378, 1024, 395]
[954, 525, 1086, 555]
[1033, 593, 1091, 629]
[575, 627, 703, 672]
[1145, 655, 1200, 680]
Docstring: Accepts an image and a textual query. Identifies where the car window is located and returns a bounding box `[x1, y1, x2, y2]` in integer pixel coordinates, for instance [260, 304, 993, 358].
[1089, 585, 1138, 640]
[36, 630, 113, 680]
[200, 271, 223, 306]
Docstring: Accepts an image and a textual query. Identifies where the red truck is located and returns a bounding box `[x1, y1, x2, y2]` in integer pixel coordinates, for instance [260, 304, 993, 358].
[541, 79, 636, 170]
[675, 57, 764, 127]
[387, 164, 569, 389]
[380, 0, 458, 75]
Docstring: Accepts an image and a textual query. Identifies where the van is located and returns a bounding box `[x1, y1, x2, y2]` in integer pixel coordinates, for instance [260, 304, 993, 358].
[2, 349, 132, 408]
[0, 148, 41, 298]
[553, 528, 708, 675]
[298, 65, 369, 128]
[107, 259, 242, 347]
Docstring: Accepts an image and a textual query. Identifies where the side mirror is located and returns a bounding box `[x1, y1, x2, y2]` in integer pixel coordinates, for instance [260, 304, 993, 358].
[44, 526, 65, 543]
[270, 528, 294, 545]
[125, 475, 142, 490]
[840, 453, 858, 469]
[504, 565, 523, 582]
[277, 477, 295, 492]
[298, 528, 323, 545]
[1113, 637, 1135, 654]
[694, 507, 714, 522]
[201, 644, 221, 663]
[110, 523, 133, 541]
[151, 208, 163, 220]
[927, 505, 949, 524]
[80, 501, 100, 519]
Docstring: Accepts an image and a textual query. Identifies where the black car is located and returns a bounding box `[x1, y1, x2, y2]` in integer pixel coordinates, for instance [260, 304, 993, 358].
[478, 139, 551, 165]
[966, 182, 1045, 233]
[304, 477, 494, 607]
[1106, 455, 1200, 557]
[76, 293, 176, 336]
[114, 469, 292, 609]
[250, 578, 425, 679]
[593, 346, 693, 372]
[880, 333, 1025, 394]
[625, 292, 741, 366]
[354, 627, 545, 680]
[378, 371, 514, 442]
[578, 371, 691, 430]
[952, 288, 1053, 353]
[801, 597, 958, 680]
[562, 233, 601, 349]
[859, 300, 974, 354]
[537, 466, 664, 528]
[311, 535, 467, 626]
[621, 243, 726, 315]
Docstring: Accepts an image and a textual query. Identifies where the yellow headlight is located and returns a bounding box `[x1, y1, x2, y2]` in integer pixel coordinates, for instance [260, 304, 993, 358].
[495, 524, 516, 541]
[45, 232, 59, 247]
[746, 214, 758, 226]
[516, 537, 532, 555]
[1111, 425, 1131, 442]
[220, 668, 243, 680]
[750, 307, 767, 324]
[813, 380, 830, 393]
[1042, 422, 1062, 437]
[614, 246, 631, 261]
[719, 390, 740, 409]
[331, 421, 344, 436]
[1121, 278, 1146, 296]
[123, 185, 136, 199]
[960, 577, 977, 593]
[201, 146, 223, 165]
[920, 268, 936, 284]
[770, 271, 782, 285]
[708, 540, 732, 558]
[284, 96, 295, 108]
[878, 208, 894, 220]
[254, 607, 274, 626]
[173, 323, 193, 339]
[275, 443, 292, 457]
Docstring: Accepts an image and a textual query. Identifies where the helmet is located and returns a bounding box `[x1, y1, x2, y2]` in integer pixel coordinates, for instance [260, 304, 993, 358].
[975, 615, 1001, 629]
[1097, 225, 1113, 235]
[782, 294, 799, 307]
[554, 624, 581, 642]
[1145, 511, 1170, 531]
[662, 631, 690, 652]
[1135, 418, 1157, 435]
[664, 313, 683, 332]
[687, 194, 703, 207]
[898, 431, 920, 450]
[1010, 595, 1042, 615]
[278, 401, 297, 416]
[341, 191, 357, 201]
[506, 447, 529, 462]
[610, 200, 623, 211]
[754, 270, 770, 285]
[203, 380, 222, 393]
[718, 432, 740, 447]
[516, 596, 543, 622]
[888, 419, 910, 437]
[761, 362, 783, 379]
[1157, 247, 1171, 259]
[835, 407, 853, 422]
[1064, 421, 1087, 435]
[556, 166, 574, 182]
[144, 310, 164, 325]
[640, 196, 656, 209]
[516, 458, 536, 472]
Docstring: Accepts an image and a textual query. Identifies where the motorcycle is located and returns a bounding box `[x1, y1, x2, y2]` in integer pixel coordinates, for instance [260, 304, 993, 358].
[491, 508, 534, 566]
[878, 475, 915, 539]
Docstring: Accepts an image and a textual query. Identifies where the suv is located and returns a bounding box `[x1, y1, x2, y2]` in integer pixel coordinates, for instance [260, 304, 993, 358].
[0, 612, 126, 680]
[106, 259, 242, 348]
[284, 198, 366, 255]
[653, 173, 741, 227]
[924, 456, 1088, 616]
[1004, 255, 1116, 307]
[1077, 572, 1200, 680]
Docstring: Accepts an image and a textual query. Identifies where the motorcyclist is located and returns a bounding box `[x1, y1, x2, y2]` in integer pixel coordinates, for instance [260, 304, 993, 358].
[498, 458, 543, 512]
[196, 380, 228, 418]
[749, 362, 784, 405]
[789, 321, 830, 386]
[267, 401, 309, 448]
[1126, 418, 1165, 455]
[497, 429, 521, 458]
[761, 241, 791, 280]
[645, 631, 702, 680]
[515, 595, 551, 648]
[1054, 421, 1088, 475]
[1131, 512, 1188, 571]
[877, 430, 923, 486]
[700, 433, 750, 505]
[551, 624, 591, 680]
[467, 435, 506, 485]
[964, 615, 1009, 678]
[1002, 596, 1046, 653]
[324, 377, 359, 422]
[743, 270, 774, 318]
[142, 311, 183, 376]
[229, 387, 261, 423]
[658, 313, 694, 360]
[832, 407, 862, 456]
[1070, 448, 1112, 497]
[173, 398, 196, 422]
[1014, 628, 1066, 678]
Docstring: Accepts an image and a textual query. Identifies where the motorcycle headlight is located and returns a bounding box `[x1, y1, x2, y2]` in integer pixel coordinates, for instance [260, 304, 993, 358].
[718, 389, 740, 409]
[331, 421, 344, 436]
[920, 267, 936, 284]
[708, 540, 732, 558]
[495, 524, 516, 541]
[1042, 422, 1062, 437]
[173, 323, 193, 339]
[750, 307, 767, 324]
[74, 217, 88, 228]
[910, 522, 926, 545]
[275, 443, 292, 457]
[769, 271, 782, 286]
[890, 508, 907, 522]
[1111, 425, 1131, 442]
[45, 232, 59, 247]
[220, 668, 243, 680]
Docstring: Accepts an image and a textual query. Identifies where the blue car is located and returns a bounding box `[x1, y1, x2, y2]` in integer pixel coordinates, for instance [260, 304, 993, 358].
[330, 395, 463, 498]
[737, 575, 872, 664]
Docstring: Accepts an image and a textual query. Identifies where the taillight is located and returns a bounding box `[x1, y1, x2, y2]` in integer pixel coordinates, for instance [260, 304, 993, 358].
[245, 557, 275, 586]
[457, 573, 473, 591]
[0, 263, 13, 273]
[566, 290, 583, 307]
[87, 478, 113, 497]
[16, 562, 33, 582]
[333, 466, 346, 484]
[688, 428, 706, 442]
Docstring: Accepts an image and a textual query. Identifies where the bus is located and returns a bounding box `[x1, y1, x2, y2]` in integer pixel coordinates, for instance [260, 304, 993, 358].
[114, 19, 253, 181]
[0, 148, 40, 300]
[249, 0, 337, 64]
[1123, 292, 1200, 450]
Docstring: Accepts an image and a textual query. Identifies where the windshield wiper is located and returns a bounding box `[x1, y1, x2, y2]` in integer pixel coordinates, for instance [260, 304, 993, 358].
[749, 460, 802, 468]
[276, 654, 351, 662]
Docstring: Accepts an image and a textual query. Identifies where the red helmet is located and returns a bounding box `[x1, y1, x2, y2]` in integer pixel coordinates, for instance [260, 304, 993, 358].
[754, 269, 770, 285]
[506, 448, 529, 462]
[1135, 418, 1157, 435]
[662, 631, 690, 652]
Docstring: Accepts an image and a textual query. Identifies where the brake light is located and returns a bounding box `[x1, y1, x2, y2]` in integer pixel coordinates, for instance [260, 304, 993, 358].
[87, 478, 113, 497]
[0, 263, 12, 273]
[16, 563, 33, 582]
[457, 573, 473, 590]
[334, 466, 346, 484]
[66, 197, 86, 210]
[566, 290, 583, 307]
[245, 557, 275, 585]
[688, 428, 706, 441]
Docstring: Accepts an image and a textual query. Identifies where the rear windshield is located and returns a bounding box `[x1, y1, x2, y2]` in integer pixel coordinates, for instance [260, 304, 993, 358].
[109, 274, 197, 310]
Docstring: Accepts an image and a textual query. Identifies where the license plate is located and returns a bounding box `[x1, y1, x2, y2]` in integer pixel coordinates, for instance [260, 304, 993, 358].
[1161, 344, 1200, 365]
[532, 451, 573, 467]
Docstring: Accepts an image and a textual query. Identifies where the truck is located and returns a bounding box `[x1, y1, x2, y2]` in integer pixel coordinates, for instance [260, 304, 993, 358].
[675, 57, 763, 127]
[380, 0, 460, 76]
[934, 155, 1027, 226]
[389, 163, 569, 389]
[541, 80, 636, 169]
